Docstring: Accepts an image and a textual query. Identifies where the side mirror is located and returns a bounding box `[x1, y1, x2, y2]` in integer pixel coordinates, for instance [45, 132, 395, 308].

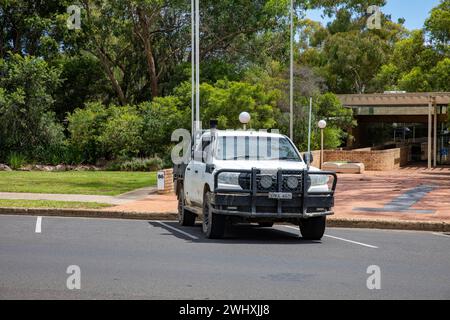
[206, 164, 215, 173]
[303, 152, 313, 164]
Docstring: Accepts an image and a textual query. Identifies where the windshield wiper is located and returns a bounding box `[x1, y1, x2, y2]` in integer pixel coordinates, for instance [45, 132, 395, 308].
[222, 155, 248, 160]
[271, 157, 299, 161]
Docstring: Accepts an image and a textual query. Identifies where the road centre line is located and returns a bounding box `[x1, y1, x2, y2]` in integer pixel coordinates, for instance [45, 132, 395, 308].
[155, 221, 199, 240]
[35, 216, 42, 234]
[282, 225, 378, 249]
[432, 232, 450, 239]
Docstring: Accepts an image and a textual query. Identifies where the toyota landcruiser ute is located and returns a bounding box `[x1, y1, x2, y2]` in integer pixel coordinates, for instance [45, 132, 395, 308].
[173, 128, 337, 240]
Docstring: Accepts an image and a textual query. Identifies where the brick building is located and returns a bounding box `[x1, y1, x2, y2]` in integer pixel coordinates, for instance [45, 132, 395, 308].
[337, 92, 450, 168]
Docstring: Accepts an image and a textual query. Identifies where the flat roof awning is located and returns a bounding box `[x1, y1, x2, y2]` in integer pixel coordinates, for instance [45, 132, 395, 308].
[337, 92, 450, 169]
[338, 92, 450, 107]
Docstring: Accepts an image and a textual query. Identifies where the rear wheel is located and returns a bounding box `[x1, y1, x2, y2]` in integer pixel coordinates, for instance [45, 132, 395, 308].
[300, 216, 326, 240]
[178, 185, 196, 226]
[202, 191, 226, 239]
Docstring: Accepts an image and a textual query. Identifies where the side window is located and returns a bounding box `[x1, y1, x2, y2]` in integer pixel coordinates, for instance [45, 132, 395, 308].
[194, 134, 215, 163]
[202, 139, 210, 152]
[202, 139, 211, 163]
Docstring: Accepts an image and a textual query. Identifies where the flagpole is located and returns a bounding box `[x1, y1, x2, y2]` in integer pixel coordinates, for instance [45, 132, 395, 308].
[307, 97, 312, 168]
[289, 0, 294, 141]
[195, 0, 200, 133]
[191, 0, 195, 140]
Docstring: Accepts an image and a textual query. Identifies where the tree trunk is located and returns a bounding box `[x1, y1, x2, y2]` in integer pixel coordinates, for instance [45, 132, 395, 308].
[143, 38, 159, 98]
[136, 6, 159, 99]
[97, 49, 127, 105]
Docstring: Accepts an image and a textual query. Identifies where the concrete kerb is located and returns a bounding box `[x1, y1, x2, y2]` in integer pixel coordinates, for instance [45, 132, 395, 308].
[0, 207, 449, 232]
[0, 207, 178, 221]
[327, 217, 450, 232]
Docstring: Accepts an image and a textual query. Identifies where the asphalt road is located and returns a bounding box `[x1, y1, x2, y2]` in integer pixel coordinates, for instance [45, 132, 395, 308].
[0, 214, 449, 300]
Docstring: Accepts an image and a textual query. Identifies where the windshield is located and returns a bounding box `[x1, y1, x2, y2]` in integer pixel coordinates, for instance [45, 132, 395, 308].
[215, 136, 301, 161]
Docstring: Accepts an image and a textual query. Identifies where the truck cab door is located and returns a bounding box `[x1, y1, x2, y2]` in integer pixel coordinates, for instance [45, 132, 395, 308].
[192, 136, 214, 205]
[184, 161, 196, 206]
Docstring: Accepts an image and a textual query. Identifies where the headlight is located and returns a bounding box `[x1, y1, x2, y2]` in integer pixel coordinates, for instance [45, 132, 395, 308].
[309, 174, 329, 186]
[217, 172, 240, 186]
[260, 175, 275, 189]
[286, 176, 299, 189]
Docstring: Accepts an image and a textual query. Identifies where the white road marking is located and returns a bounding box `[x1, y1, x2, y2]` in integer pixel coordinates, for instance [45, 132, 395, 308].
[282, 225, 378, 249]
[35, 216, 42, 234]
[323, 234, 378, 249]
[432, 232, 450, 239]
[155, 221, 199, 240]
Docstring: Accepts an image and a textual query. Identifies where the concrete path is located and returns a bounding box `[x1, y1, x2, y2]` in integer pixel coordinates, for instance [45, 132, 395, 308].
[0, 187, 156, 205]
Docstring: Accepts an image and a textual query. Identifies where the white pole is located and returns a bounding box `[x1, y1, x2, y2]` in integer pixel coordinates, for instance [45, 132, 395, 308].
[433, 98, 437, 167]
[307, 97, 312, 166]
[195, 0, 200, 133]
[320, 128, 324, 169]
[289, 0, 294, 141]
[428, 97, 432, 169]
[191, 0, 195, 140]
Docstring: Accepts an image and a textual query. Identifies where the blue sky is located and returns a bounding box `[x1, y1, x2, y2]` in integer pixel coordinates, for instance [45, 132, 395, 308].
[306, 0, 441, 30]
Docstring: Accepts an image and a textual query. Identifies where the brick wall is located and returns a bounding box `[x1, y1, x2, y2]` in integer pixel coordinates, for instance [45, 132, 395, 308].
[400, 146, 412, 166]
[310, 150, 321, 168]
[307, 147, 411, 171]
[157, 169, 174, 194]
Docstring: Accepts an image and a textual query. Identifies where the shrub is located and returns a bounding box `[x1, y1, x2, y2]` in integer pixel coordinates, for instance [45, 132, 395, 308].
[67, 102, 109, 163]
[7, 152, 27, 170]
[139, 97, 188, 157]
[99, 105, 143, 159]
[0, 54, 62, 161]
[68, 103, 145, 163]
[106, 157, 163, 172]
[34, 112, 68, 164]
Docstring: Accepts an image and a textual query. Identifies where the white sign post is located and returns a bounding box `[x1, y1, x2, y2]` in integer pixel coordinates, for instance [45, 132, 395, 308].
[157, 171, 165, 191]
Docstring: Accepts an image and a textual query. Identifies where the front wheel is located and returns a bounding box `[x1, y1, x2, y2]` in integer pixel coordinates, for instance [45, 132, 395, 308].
[300, 216, 326, 240]
[178, 185, 196, 226]
[202, 191, 226, 239]
[258, 222, 274, 228]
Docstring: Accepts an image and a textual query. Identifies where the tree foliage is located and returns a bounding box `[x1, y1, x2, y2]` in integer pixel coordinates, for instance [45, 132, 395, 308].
[0, 53, 64, 161]
[0, 0, 448, 164]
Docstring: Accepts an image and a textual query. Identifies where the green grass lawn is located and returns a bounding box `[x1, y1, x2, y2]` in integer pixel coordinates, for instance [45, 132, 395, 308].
[0, 171, 156, 196]
[0, 199, 112, 209]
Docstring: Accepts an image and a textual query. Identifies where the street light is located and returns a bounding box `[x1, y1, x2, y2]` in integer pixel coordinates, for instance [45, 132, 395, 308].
[239, 112, 251, 130]
[318, 120, 327, 169]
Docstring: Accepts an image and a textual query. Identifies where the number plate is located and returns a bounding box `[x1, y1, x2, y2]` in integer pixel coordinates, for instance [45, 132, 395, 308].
[268, 192, 293, 200]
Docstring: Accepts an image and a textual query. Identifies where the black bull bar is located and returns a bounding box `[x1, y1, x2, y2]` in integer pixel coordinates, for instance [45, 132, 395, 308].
[212, 168, 337, 219]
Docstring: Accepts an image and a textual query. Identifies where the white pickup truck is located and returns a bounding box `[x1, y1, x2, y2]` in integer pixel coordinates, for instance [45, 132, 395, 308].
[173, 128, 337, 240]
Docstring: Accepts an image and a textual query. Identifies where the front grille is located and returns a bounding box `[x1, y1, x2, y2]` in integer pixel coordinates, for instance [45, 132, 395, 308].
[238, 171, 303, 193]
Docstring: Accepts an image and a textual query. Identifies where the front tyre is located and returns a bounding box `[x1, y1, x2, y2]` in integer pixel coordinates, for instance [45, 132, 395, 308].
[300, 216, 326, 240]
[202, 191, 226, 239]
[258, 222, 274, 228]
[178, 185, 196, 226]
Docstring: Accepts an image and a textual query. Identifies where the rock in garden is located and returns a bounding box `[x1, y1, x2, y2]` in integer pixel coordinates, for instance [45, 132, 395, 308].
[55, 164, 67, 171]
[17, 165, 32, 171]
[0, 164, 12, 171]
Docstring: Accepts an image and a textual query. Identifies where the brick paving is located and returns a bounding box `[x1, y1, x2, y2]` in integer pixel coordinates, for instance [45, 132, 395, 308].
[334, 166, 450, 223]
